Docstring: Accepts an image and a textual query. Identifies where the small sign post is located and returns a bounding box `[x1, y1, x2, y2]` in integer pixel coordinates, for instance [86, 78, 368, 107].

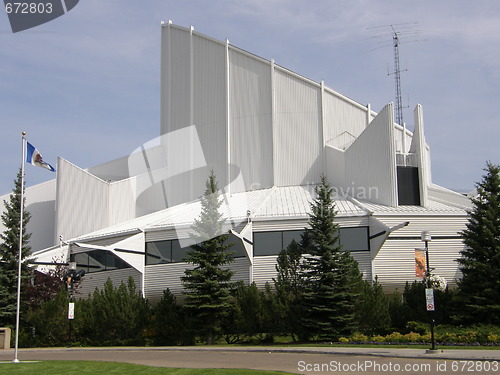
[425, 288, 434, 311]
[68, 302, 75, 320]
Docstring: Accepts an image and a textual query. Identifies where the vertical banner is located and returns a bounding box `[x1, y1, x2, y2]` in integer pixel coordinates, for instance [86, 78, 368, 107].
[415, 248, 426, 277]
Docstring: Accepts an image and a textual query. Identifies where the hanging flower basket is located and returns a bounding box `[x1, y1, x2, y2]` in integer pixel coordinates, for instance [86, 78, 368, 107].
[425, 274, 447, 291]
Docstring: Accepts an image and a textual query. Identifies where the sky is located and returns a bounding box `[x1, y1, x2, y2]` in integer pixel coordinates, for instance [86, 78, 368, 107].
[1, 0, 499, 195]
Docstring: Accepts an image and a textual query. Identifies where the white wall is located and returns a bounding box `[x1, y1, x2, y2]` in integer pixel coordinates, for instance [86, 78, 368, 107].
[0, 180, 56, 252]
[323, 88, 368, 150]
[372, 215, 467, 292]
[55, 158, 110, 242]
[273, 68, 323, 186]
[229, 48, 273, 192]
[345, 104, 398, 206]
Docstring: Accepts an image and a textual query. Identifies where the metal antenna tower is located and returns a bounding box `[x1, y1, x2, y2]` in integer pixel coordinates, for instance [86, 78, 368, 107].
[367, 23, 425, 127]
[390, 25, 406, 127]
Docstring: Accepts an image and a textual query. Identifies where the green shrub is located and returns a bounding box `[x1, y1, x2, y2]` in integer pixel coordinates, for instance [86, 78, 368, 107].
[350, 333, 368, 342]
[406, 321, 428, 335]
[384, 331, 404, 343]
[437, 332, 458, 343]
[403, 332, 423, 343]
[487, 334, 499, 344]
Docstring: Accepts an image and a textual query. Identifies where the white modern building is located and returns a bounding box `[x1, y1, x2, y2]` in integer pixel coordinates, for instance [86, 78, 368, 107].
[0, 23, 471, 300]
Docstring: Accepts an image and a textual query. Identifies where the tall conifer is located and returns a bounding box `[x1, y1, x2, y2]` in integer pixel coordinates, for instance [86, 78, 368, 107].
[458, 162, 500, 324]
[300, 176, 362, 341]
[0, 168, 32, 326]
[182, 171, 234, 344]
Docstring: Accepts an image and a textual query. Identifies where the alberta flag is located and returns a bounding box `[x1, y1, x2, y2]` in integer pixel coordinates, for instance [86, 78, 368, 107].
[26, 142, 56, 172]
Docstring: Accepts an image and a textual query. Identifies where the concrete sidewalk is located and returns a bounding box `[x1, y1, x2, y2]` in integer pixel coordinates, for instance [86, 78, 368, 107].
[1, 345, 499, 361]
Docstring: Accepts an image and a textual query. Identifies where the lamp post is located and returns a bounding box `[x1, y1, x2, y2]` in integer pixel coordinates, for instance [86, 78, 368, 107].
[421, 231, 436, 351]
[65, 261, 85, 347]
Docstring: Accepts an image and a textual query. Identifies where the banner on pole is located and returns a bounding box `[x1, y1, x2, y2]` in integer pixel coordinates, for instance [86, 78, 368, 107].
[415, 249, 426, 277]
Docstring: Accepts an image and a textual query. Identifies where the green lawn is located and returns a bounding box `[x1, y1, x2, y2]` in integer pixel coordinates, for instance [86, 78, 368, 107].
[0, 361, 296, 375]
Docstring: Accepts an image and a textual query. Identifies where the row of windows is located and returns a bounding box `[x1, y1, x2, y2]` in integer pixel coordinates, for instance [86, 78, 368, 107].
[253, 227, 370, 256]
[146, 234, 247, 266]
[72, 228, 370, 272]
[72, 250, 131, 274]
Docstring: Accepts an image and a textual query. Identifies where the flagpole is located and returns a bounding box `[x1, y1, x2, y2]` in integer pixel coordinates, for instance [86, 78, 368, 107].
[12, 131, 26, 364]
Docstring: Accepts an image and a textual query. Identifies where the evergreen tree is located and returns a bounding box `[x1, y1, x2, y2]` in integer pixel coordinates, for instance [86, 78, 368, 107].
[0, 168, 32, 326]
[77, 277, 150, 345]
[355, 278, 391, 335]
[181, 171, 234, 344]
[151, 289, 184, 345]
[300, 176, 362, 341]
[458, 162, 500, 325]
[273, 239, 303, 340]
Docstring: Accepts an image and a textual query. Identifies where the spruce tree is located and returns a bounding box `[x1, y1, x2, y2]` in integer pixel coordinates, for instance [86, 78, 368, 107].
[458, 162, 500, 325]
[273, 239, 303, 340]
[0, 168, 32, 326]
[355, 278, 390, 335]
[181, 171, 234, 344]
[300, 176, 362, 341]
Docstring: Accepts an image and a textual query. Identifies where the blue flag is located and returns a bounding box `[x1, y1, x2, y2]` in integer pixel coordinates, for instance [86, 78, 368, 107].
[26, 142, 56, 172]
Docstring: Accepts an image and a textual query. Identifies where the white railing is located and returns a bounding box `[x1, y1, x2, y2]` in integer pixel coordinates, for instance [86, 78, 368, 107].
[396, 153, 418, 167]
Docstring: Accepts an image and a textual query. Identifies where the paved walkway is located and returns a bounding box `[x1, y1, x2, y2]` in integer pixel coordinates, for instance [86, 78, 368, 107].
[1, 346, 499, 374]
[4, 345, 498, 360]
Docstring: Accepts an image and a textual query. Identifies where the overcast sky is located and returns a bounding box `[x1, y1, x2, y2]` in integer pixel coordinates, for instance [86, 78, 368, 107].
[1, 0, 499, 195]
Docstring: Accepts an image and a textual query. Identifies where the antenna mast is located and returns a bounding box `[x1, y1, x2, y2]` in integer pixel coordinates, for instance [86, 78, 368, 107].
[391, 25, 405, 127]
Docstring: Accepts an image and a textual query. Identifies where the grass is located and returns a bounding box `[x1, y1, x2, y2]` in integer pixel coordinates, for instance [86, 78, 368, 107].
[0, 361, 296, 375]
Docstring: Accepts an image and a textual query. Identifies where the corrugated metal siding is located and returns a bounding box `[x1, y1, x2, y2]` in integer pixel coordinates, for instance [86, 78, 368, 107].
[193, 34, 227, 186]
[145, 262, 191, 302]
[75, 268, 142, 299]
[55, 158, 110, 242]
[252, 219, 309, 232]
[225, 257, 250, 284]
[374, 238, 464, 293]
[372, 215, 467, 292]
[145, 257, 249, 302]
[252, 216, 368, 232]
[323, 89, 368, 150]
[345, 104, 397, 206]
[167, 26, 191, 133]
[325, 146, 346, 188]
[229, 48, 273, 192]
[253, 253, 370, 289]
[273, 68, 323, 186]
[24, 179, 56, 251]
[145, 229, 178, 242]
[336, 216, 370, 227]
[253, 256, 278, 288]
[108, 179, 136, 226]
[350, 252, 372, 280]
[428, 185, 471, 209]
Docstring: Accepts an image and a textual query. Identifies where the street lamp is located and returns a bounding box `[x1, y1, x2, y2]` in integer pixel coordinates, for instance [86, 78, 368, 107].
[65, 261, 85, 346]
[421, 231, 436, 351]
